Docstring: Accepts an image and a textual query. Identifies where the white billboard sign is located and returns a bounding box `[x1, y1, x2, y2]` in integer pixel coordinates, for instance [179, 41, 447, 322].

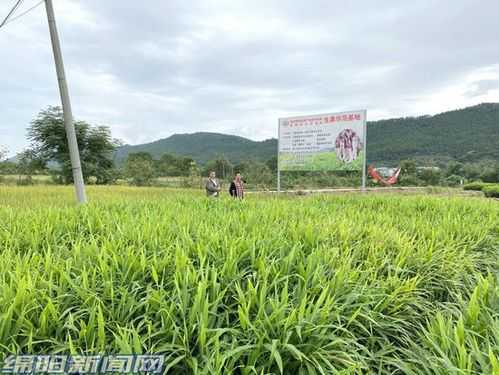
[278, 110, 367, 172]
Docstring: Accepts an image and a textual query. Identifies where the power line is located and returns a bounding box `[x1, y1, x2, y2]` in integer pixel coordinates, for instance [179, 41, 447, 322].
[1, 0, 43, 28]
[0, 0, 23, 29]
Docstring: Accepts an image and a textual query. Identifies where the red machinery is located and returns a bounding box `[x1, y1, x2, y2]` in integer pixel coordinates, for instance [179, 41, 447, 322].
[368, 165, 401, 186]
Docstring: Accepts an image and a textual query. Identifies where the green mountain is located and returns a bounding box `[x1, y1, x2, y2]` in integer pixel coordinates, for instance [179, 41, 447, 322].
[114, 132, 276, 165]
[367, 103, 499, 165]
[115, 103, 499, 166]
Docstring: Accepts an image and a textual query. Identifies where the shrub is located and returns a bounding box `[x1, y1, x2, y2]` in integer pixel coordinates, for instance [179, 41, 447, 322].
[399, 174, 422, 186]
[479, 164, 499, 183]
[50, 173, 64, 185]
[114, 178, 128, 186]
[483, 185, 499, 198]
[463, 182, 488, 191]
[125, 153, 155, 186]
[418, 168, 442, 185]
[16, 176, 34, 186]
[87, 176, 98, 185]
[443, 174, 463, 186]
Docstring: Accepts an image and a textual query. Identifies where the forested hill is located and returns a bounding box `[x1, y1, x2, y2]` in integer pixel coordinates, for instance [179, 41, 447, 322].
[114, 132, 276, 165]
[115, 103, 499, 166]
[366, 103, 499, 165]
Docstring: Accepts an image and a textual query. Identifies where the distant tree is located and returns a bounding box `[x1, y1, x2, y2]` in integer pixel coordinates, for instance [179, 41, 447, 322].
[183, 160, 202, 188]
[27, 106, 119, 184]
[235, 160, 273, 188]
[0, 145, 7, 162]
[0, 145, 11, 179]
[265, 156, 278, 174]
[203, 158, 233, 179]
[17, 149, 45, 185]
[154, 153, 178, 176]
[463, 162, 482, 180]
[399, 174, 422, 187]
[400, 159, 417, 175]
[189, 161, 200, 177]
[151, 153, 195, 177]
[125, 152, 154, 186]
[399, 159, 419, 186]
[175, 157, 195, 177]
[479, 162, 499, 183]
[0, 146, 8, 176]
[445, 161, 464, 177]
[418, 168, 442, 185]
[233, 161, 251, 174]
[0, 161, 17, 175]
[444, 174, 464, 186]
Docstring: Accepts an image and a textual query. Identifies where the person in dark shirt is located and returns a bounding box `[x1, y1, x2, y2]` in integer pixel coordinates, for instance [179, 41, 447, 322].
[229, 172, 245, 199]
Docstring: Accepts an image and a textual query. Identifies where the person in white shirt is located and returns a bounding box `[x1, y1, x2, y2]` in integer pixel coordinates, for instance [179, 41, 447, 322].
[205, 171, 221, 197]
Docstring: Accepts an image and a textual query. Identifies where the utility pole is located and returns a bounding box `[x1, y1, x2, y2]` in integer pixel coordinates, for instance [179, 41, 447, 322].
[45, 0, 87, 203]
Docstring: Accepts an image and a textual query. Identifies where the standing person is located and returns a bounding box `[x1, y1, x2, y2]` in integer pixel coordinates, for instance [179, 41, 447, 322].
[205, 171, 221, 197]
[229, 172, 245, 199]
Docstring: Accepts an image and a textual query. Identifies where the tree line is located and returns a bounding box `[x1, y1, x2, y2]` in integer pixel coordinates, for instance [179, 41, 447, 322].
[0, 107, 277, 188]
[1, 106, 499, 188]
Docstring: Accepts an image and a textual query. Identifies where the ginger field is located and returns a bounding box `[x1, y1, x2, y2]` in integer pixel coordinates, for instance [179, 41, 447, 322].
[0, 186, 498, 374]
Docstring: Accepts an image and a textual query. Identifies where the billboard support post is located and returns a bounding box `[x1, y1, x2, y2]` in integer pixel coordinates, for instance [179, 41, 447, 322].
[361, 110, 368, 192]
[277, 169, 281, 193]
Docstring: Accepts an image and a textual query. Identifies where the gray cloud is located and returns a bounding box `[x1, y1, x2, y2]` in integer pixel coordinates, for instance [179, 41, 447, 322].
[465, 79, 499, 98]
[1, 0, 498, 155]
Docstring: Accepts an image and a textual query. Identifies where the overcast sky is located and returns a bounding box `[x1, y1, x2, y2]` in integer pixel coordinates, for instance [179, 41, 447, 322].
[1, 0, 498, 156]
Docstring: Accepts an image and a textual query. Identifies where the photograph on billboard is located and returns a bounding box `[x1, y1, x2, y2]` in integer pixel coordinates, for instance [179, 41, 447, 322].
[278, 110, 366, 171]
